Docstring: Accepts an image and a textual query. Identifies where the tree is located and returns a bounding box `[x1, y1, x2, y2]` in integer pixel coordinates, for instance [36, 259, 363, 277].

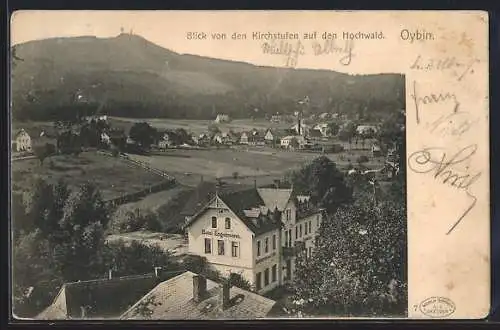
[129, 122, 157, 149]
[327, 122, 340, 136]
[103, 240, 172, 278]
[33, 143, 56, 165]
[109, 208, 162, 233]
[208, 124, 221, 137]
[289, 137, 300, 150]
[288, 156, 352, 214]
[292, 195, 407, 316]
[12, 230, 62, 317]
[48, 182, 112, 281]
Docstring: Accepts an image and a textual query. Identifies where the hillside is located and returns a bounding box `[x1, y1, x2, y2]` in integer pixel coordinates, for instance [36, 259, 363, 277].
[11, 33, 405, 121]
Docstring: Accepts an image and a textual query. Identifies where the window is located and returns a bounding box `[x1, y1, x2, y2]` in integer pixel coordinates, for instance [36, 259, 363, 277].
[304, 223, 308, 235]
[257, 240, 261, 257]
[256, 272, 262, 290]
[285, 209, 290, 221]
[264, 268, 270, 286]
[308, 247, 312, 257]
[299, 224, 303, 237]
[211, 217, 217, 229]
[284, 231, 288, 247]
[288, 229, 292, 247]
[204, 238, 212, 254]
[295, 226, 298, 239]
[309, 221, 312, 233]
[225, 217, 231, 229]
[272, 264, 277, 282]
[218, 240, 225, 255]
[272, 234, 276, 250]
[265, 237, 269, 253]
[231, 241, 239, 257]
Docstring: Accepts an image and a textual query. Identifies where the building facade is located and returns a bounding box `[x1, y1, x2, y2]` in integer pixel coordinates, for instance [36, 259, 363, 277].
[185, 186, 323, 294]
[13, 129, 32, 152]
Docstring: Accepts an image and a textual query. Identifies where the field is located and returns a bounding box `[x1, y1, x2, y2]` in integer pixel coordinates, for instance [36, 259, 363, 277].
[126, 146, 386, 187]
[109, 117, 292, 135]
[11, 151, 168, 200]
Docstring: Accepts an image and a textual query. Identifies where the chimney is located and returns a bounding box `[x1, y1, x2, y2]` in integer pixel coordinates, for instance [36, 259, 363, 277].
[108, 269, 112, 280]
[219, 280, 231, 310]
[254, 178, 257, 189]
[193, 275, 207, 302]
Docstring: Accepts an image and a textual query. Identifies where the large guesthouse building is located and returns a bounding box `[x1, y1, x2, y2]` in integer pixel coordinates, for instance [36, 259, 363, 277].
[184, 183, 323, 294]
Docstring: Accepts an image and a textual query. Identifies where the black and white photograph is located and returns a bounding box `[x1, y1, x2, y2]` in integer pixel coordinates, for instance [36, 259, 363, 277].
[10, 11, 420, 321]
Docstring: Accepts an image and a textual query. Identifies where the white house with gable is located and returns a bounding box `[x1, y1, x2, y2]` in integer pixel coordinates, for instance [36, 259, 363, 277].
[184, 185, 323, 294]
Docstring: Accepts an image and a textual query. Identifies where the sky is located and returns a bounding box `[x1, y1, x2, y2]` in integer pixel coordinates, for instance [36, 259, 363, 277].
[9, 10, 424, 73]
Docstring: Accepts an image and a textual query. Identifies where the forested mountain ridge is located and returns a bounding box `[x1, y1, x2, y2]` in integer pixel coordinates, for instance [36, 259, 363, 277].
[12, 33, 404, 121]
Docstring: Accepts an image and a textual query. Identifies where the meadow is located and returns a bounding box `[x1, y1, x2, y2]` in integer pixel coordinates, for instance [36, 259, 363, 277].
[11, 152, 168, 200]
[109, 116, 292, 134]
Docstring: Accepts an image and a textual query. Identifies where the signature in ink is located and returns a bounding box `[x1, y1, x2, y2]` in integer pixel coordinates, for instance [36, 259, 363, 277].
[407, 144, 481, 235]
[410, 55, 479, 81]
[261, 40, 305, 68]
[410, 80, 460, 124]
[425, 111, 479, 138]
[311, 39, 355, 66]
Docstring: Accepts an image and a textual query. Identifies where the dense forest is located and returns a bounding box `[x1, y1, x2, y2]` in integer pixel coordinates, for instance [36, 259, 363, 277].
[12, 33, 404, 121]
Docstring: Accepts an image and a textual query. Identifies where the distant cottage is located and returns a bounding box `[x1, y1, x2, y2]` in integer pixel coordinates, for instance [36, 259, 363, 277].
[12, 129, 32, 152]
[214, 114, 230, 123]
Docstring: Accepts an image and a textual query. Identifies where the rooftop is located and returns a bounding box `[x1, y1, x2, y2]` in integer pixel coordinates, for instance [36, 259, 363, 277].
[120, 271, 276, 320]
[257, 188, 293, 212]
[37, 270, 185, 320]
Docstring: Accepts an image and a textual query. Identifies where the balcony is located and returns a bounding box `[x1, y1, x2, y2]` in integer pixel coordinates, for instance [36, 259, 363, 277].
[282, 242, 305, 258]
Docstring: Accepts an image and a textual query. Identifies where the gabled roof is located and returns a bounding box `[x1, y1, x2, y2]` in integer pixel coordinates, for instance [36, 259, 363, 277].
[257, 188, 293, 211]
[184, 187, 281, 235]
[120, 271, 276, 320]
[37, 270, 185, 320]
[180, 182, 254, 217]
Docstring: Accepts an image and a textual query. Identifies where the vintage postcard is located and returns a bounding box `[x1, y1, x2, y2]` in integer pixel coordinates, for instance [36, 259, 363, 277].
[10, 10, 489, 320]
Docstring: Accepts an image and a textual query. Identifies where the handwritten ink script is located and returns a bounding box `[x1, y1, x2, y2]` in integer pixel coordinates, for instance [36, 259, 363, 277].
[261, 39, 354, 67]
[410, 55, 479, 81]
[425, 112, 479, 139]
[411, 80, 460, 125]
[408, 144, 481, 235]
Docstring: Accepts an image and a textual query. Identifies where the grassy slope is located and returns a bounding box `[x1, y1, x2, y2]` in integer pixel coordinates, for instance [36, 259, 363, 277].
[11, 151, 167, 200]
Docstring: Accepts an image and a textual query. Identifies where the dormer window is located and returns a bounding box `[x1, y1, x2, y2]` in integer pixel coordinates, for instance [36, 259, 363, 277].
[225, 217, 231, 229]
[211, 217, 217, 229]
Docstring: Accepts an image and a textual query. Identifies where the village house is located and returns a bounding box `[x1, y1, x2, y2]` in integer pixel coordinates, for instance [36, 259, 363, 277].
[319, 112, 330, 120]
[371, 143, 382, 157]
[270, 114, 282, 123]
[100, 132, 111, 145]
[239, 132, 249, 145]
[280, 135, 306, 150]
[12, 129, 32, 152]
[184, 184, 323, 294]
[121, 271, 277, 319]
[356, 125, 378, 137]
[264, 129, 287, 145]
[214, 114, 230, 123]
[313, 123, 330, 137]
